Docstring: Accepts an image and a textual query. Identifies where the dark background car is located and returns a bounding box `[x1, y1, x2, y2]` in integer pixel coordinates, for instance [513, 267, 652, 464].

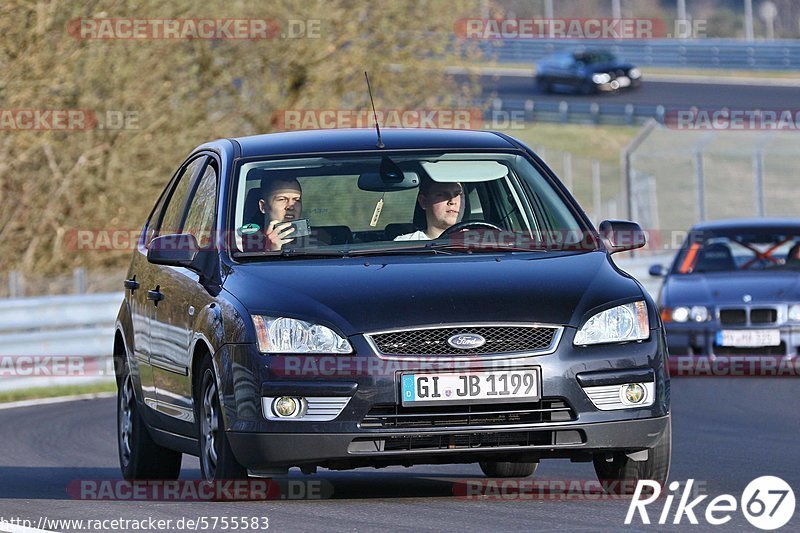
[536, 49, 642, 94]
[651, 218, 800, 356]
[115, 128, 669, 494]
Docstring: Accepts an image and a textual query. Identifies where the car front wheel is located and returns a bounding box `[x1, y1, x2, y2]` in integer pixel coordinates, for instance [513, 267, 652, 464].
[196, 357, 248, 482]
[479, 460, 538, 478]
[592, 415, 671, 494]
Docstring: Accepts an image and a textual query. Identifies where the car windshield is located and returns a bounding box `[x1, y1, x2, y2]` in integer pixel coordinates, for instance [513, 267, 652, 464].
[229, 152, 595, 258]
[575, 51, 616, 64]
[671, 230, 800, 274]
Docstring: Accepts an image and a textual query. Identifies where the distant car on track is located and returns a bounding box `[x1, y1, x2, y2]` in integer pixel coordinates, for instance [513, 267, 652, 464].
[114, 128, 670, 493]
[651, 218, 800, 357]
[536, 49, 642, 94]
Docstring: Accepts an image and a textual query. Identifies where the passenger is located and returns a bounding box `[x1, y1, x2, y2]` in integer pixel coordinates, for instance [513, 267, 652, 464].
[259, 174, 303, 251]
[395, 177, 463, 240]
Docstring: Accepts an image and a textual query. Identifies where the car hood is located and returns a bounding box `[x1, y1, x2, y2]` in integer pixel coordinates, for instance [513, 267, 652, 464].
[224, 251, 645, 335]
[663, 272, 800, 306]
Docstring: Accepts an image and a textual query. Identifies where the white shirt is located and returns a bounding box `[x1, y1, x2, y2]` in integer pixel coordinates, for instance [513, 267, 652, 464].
[394, 230, 431, 241]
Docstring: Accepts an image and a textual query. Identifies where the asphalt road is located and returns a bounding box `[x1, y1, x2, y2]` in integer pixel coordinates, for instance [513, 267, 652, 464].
[477, 73, 800, 109]
[1, 378, 798, 532]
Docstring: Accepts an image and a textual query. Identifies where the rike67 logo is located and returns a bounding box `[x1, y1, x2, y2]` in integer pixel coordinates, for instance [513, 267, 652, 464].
[626, 477, 795, 530]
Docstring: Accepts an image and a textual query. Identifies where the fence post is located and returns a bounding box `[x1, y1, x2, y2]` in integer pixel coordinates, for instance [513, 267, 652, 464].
[592, 160, 601, 225]
[621, 119, 658, 221]
[559, 101, 569, 123]
[74, 267, 87, 294]
[693, 150, 706, 222]
[753, 150, 765, 217]
[562, 152, 573, 191]
[9, 271, 22, 298]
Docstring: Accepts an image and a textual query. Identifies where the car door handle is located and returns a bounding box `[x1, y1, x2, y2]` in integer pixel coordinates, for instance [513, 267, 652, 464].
[124, 278, 140, 291]
[147, 287, 164, 304]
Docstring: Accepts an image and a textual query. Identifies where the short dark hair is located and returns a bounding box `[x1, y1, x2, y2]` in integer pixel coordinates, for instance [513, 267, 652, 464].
[419, 175, 462, 196]
[250, 169, 301, 199]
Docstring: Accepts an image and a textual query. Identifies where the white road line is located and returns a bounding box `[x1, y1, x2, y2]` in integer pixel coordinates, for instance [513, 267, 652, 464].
[0, 392, 115, 411]
[0, 520, 59, 533]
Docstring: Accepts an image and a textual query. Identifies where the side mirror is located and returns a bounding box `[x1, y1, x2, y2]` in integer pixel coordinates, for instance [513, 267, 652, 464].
[598, 220, 646, 254]
[147, 233, 201, 268]
[649, 264, 668, 277]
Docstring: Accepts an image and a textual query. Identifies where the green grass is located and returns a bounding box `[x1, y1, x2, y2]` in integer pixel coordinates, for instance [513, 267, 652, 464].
[0, 380, 116, 404]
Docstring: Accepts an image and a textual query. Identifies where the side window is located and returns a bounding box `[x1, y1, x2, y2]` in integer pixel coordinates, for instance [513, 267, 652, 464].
[183, 163, 218, 248]
[157, 157, 206, 237]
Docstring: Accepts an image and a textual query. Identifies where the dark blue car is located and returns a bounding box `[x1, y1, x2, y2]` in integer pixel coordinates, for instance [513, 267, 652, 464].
[115, 128, 669, 493]
[651, 218, 800, 357]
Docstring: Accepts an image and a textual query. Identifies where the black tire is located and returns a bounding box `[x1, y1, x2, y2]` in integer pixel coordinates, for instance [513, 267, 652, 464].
[535, 76, 551, 94]
[117, 360, 182, 480]
[479, 460, 538, 478]
[196, 357, 248, 482]
[593, 415, 671, 495]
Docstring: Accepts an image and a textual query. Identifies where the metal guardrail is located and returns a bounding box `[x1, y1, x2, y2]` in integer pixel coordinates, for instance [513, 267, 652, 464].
[481, 97, 665, 125]
[0, 292, 121, 392]
[487, 39, 800, 70]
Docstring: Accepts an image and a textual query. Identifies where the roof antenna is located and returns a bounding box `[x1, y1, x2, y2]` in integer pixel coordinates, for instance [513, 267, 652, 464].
[364, 71, 384, 149]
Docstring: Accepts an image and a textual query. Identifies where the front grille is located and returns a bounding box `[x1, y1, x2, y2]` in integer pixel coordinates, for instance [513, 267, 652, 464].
[713, 342, 786, 356]
[720, 309, 747, 325]
[751, 308, 778, 324]
[348, 429, 585, 453]
[367, 326, 559, 356]
[361, 399, 575, 429]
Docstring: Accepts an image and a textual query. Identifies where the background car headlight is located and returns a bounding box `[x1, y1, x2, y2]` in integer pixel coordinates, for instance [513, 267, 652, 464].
[663, 305, 710, 323]
[629, 68, 641, 79]
[591, 73, 611, 84]
[252, 316, 352, 354]
[574, 301, 649, 345]
[789, 304, 800, 321]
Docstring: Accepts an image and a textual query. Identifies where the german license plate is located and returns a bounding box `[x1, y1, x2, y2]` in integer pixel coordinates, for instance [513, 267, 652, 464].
[400, 369, 540, 406]
[716, 329, 780, 347]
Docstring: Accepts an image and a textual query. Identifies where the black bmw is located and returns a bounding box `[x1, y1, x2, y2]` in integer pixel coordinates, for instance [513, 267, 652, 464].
[114, 128, 670, 492]
[536, 49, 642, 94]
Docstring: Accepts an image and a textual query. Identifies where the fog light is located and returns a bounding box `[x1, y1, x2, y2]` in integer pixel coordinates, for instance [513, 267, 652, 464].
[273, 397, 302, 418]
[622, 383, 646, 405]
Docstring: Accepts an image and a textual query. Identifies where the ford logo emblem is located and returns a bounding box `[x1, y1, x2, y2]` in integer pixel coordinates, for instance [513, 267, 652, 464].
[447, 333, 486, 350]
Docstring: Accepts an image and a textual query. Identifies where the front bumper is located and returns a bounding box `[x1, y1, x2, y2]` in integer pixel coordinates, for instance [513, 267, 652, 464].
[216, 329, 670, 470]
[227, 415, 670, 470]
[664, 323, 800, 356]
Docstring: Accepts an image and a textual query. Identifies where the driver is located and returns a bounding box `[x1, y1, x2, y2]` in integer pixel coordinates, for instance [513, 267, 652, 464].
[395, 177, 463, 240]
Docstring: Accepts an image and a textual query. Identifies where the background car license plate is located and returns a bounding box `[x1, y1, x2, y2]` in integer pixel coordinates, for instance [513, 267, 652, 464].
[716, 329, 780, 347]
[401, 369, 540, 406]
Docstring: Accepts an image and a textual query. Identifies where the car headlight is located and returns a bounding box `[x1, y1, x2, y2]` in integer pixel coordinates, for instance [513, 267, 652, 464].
[663, 306, 710, 323]
[252, 316, 352, 354]
[629, 68, 641, 79]
[789, 304, 800, 321]
[574, 301, 649, 346]
[591, 73, 611, 84]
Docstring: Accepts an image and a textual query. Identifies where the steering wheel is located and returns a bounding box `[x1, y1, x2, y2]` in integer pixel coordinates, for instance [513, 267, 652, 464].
[440, 220, 504, 238]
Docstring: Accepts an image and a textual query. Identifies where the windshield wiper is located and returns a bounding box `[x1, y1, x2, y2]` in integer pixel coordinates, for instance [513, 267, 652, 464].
[348, 244, 446, 256]
[425, 241, 549, 253]
[234, 248, 349, 259]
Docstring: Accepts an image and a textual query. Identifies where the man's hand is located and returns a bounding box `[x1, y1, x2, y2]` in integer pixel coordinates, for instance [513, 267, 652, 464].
[265, 220, 296, 251]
